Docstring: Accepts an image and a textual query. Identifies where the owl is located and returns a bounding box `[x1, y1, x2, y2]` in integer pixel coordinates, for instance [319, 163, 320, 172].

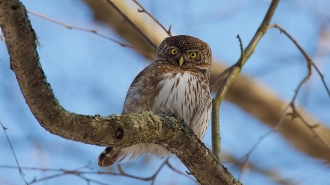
[98, 35, 212, 167]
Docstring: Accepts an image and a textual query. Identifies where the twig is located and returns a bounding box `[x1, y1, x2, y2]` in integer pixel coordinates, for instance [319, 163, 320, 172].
[238, 130, 273, 179]
[268, 24, 330, 97]
[30, 173, 67, 184]
[104, 0, 157, 50]
[26, 9, 152, 56]
[236, 35, 244, 57]
[312, 62, 330, 96]
[149, 161, 166, 185]
[295, 111, 330, 149]
[269, 24, 330, 148]
[132, 0, 172, 36]
[238, 75, 310, 180]
[0, 121, 29, 185]
[74, 174, 109, 185]
[211, 0, 280, 162]
[117, 158, 173, 185]
[0, 158, 197, 185]
[238, 62, 310, 180]
[210, 65, 233, 87]
[165, 158, 196, 182]
[237, 102, 292, 180]
[117, 164, 152, 181]
[224, 153, 297, 185]
[1, 164, 158, 185]
[6, 164, 112, 185]
[236, 0, 279, 67]
[118, 159, 197, 184]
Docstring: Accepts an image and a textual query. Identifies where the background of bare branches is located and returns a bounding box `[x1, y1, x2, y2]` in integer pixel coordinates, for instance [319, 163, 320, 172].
[0, 0, 329, 184]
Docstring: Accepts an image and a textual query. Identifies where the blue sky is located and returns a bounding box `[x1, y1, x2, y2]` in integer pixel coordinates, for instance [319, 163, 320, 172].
[1, 0, 330, 185]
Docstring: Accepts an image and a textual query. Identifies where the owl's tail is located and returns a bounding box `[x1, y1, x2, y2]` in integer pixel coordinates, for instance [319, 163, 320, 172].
[98, 144, 170, 167]
[98, 147, 122, 167]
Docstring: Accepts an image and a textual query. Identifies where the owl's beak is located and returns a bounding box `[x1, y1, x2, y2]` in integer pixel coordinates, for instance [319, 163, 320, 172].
[179, 56, 185, 67]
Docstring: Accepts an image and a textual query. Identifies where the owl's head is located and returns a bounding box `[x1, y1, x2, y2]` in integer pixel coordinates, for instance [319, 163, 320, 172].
[156, 35, 212, 74]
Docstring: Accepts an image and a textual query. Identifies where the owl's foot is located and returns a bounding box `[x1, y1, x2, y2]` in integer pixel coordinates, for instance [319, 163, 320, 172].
[98, 147, 121, 167]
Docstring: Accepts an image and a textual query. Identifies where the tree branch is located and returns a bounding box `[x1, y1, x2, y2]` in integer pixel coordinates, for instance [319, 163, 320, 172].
[132, 0, 172, 36]
[0, 120, 28, 185]
[0, 0, 241, 184]
[104, 0, 157, 50]
[268, 24, 330, 97]
[26, 9, 152, 56]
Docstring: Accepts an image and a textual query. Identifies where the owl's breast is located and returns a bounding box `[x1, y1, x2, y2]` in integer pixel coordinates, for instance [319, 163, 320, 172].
[152, 72, 211, 137]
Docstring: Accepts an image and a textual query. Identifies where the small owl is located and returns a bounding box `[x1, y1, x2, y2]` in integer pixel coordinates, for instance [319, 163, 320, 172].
[98, 35, 212, 167]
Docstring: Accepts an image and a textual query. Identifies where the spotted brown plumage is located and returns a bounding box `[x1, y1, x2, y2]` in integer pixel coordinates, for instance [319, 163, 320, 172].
[98, 35, 212, 167]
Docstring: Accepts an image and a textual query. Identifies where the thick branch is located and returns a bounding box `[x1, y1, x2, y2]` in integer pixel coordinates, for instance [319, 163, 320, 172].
[0, 0, 241, 184]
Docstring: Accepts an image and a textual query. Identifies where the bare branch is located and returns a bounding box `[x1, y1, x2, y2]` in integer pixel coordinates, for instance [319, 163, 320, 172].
[268, 24, 330, 97]
[1, 164, 116, 185]
[268, 24, 330, 148]
[224, 154, 298, 185]
[165, 159, 196, 183]
[236, 34, 244, 56]
[210, 66, 233, 88]
[132, 0, 172, 36]
[0, 159, 196, 185]
[237, 0, 279, 67]
[238, 130, 273, 180]
[311, 62, 330, 96]
[294, 111, 330, 149]
[104, 0, 157, 49]
[26, 9, 152, 56]
[117, 164, 155, 181]
[117, 161, 171, 184]
[0, 121, 28, 185]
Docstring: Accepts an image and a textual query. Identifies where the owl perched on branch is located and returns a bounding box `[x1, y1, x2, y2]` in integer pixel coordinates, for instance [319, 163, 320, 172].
[98, 35, 212, 167]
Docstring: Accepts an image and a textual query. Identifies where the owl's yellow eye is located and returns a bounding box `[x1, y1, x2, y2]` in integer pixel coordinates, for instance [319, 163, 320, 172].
[190, 52, 197, 58]
[171, 48, 177, 55]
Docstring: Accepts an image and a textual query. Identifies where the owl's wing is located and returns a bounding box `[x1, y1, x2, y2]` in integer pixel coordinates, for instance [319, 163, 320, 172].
[189, 90, 212, 139]
[122, 60, 164, 114]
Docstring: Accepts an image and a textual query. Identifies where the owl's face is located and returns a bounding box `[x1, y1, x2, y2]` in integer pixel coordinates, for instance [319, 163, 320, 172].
[156, 35, 212, 75]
